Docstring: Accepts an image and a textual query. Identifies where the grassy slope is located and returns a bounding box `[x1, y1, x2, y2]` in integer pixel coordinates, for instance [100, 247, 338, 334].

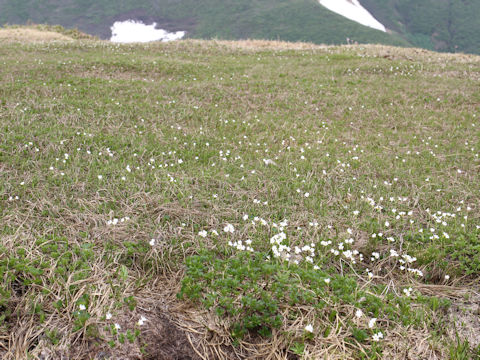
[0, 0, 409, 46]
[1, 35, 480, 359]
[362, 0, 480, 54]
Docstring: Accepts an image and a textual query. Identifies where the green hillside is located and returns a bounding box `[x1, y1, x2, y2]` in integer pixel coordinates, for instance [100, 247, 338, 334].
[362, 0, 480, 53]
[2, 0, 480, 53]
[0, 0, 408, 46]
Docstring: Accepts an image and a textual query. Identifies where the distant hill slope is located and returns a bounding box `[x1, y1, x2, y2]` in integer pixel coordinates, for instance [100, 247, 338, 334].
[0, 0, 408, 46]
[1, 0, 479, 53]
[361, 0, 480, 54]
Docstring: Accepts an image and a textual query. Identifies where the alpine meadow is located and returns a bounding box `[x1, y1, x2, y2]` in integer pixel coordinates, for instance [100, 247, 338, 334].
[0, 28, 479, 359]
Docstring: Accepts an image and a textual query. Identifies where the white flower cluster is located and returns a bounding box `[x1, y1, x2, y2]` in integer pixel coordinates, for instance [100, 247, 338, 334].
[270, 232, 289, 259]
[223, 223, 235, 233]
[228, 239, 254, 252]
[372, 331, 384, 342]
[403, 287, 413, 297]
[268, 228, 318, 265]
[398, 254, 423, 276]
[106, 216, 130, 225]
[103, 312, 147, 332]
[330, 237, 362, 264]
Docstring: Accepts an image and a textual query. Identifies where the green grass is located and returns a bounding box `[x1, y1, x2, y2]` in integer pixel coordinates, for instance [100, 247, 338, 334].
[0, 36, 479, 359]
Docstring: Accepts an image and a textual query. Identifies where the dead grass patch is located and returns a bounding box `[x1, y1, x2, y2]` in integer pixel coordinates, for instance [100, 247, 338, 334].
[347, 44, 480, 63]
[196, 39, 325, 51]
[447, 292, 480, 349]
[383, 326, 446, 360]
[0, 28, 74, 42]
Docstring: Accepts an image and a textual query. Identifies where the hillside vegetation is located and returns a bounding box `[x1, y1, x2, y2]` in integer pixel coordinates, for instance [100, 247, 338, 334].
[1, 32, 480, 359]
[2, 0, 480, 53]
[0, 0, 409, 45]
[362, 0, 480, 54]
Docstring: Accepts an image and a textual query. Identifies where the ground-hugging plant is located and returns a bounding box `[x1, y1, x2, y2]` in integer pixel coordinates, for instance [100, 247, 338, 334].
[177, 244, 443, 356]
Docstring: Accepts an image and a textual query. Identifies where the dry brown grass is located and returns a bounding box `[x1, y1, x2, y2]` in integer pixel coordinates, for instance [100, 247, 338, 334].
[382, 326, 447, 360]
[184, 39, 480, 62]
[0, 28, 74, 42]
[197, 39, 326, 51]
[345, 44, 480, 63]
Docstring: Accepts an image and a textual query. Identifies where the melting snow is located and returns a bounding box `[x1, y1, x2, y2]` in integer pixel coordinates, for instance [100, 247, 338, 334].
[110, 20, 185, 43]
[319, 0, 386, 32]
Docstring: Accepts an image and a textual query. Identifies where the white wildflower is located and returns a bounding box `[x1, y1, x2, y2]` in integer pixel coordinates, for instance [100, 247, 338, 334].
[304, 324, 314, 333]
[372, 331, 384, 342]
[137, 315, 147, 326]
[223, 224, 235, 233]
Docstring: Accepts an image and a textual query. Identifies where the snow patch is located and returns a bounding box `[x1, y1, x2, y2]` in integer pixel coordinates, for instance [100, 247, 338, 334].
[319, 0, 386, 32]
[110, 20, 185, 43]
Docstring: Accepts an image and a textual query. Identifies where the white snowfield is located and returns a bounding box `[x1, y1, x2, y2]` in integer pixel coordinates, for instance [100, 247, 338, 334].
[319, 0, 386, 32]
[110, 20, 185, 43]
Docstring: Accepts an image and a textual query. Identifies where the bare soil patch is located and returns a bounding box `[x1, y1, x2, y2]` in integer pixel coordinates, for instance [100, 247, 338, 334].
[141, 312, 202, 360]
